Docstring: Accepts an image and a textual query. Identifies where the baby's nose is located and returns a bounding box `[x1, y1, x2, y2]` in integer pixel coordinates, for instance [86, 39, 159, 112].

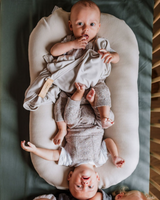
[82, 178, 89, 185]
[82, 180, 89, 185]
[83, 24, 89, 31]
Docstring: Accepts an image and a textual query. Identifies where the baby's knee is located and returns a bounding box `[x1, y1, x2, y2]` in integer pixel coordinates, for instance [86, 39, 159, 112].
[64, 114, 77, 126]
[94, 82, 110, 96]
[104, 137, 113, 143]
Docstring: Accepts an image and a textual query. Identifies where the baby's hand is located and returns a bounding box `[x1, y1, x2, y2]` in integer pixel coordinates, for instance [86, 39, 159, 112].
[73, 37, 88, 49]
[21, 140, 37, 153]
[75, 82, 86, 92]
[98, 49, 114, 64]
[53, 131, 66, 145]
[113, 156, 125, 168]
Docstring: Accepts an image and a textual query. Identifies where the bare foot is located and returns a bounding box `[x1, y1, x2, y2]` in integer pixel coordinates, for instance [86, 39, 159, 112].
[86, 88, 95, 106]
[101, 117, 114, 129]
[113, 156, 125, 168]
[71, 82, 86, 101]
[53, 130, 66, 145]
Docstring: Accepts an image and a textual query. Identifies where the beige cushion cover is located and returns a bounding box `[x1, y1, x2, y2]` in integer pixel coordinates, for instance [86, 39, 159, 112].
[29, 8, 139, 189]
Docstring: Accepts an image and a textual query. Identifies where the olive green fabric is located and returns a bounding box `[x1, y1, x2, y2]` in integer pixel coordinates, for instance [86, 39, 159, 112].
[0, 0, 153, 200]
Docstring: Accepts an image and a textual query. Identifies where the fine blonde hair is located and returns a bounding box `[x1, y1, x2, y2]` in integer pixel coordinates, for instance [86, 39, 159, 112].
[112, 186, 156, 200]
[70, 0, 101, 21]
[125, 191, 155, 200]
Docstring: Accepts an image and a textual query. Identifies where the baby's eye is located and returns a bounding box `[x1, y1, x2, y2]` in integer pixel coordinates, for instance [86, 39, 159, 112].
[76, 185, 82, 188]
[78, 22, 83, 26]
[90, 23, 95, 26]
[88, 185, 94, 189]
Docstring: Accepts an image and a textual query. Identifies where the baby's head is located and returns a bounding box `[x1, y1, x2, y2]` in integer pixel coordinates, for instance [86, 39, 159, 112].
[69, 0, 101, 42]
[68, 164, 100, 199]
[115, 190, 154, 200]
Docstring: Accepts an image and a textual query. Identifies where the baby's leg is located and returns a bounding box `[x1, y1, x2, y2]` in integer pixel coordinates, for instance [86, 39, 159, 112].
[86, 85, 114, 128]
[53, 92, 68, 145]
[93, 81, 114, 129]
[71, 82, 86, 101]
[64, 83, 85, 125]
[86, 88, 95, 107]
[98, 106, 114, 129]
[104, 138, 125, 168]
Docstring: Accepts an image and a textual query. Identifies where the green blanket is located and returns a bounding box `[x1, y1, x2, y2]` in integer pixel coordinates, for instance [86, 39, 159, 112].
[0, 0, 153, 199]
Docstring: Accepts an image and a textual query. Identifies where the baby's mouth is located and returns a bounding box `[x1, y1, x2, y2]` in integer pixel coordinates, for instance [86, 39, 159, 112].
[83, 34, 89, 40]
[82, 176, 90, 180]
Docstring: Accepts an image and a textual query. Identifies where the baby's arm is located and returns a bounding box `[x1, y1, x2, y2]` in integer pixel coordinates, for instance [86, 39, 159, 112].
[89, 192, 103, 200]
[53, 121, 67, 145]
[21, 140, 60, 161]
[104, 138, 125, 168]
[50, 36, 88, 56]
[98, 49, 120, 64]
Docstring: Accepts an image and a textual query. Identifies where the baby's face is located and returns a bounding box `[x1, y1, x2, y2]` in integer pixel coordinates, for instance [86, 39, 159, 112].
[69, 4, 101, 42]
[68, 165, 100, 199]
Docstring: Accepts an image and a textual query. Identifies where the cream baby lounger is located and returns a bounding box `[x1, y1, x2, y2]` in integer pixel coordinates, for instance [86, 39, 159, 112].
[28, 8, 139, 189]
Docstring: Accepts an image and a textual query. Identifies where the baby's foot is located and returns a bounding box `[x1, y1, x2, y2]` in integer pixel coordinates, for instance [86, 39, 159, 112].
[53, 130, 66, 145]
[71, 82, 86, 101]
[86, 88, 95, 105]
[113, 156, 125, 168]
[101, 117, 114, 129]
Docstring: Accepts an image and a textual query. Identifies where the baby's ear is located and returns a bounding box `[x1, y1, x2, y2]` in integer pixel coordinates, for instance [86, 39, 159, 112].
[115, 193, 125, 199]
[67, 171, 73, 180]
[68, 21, 73, 31]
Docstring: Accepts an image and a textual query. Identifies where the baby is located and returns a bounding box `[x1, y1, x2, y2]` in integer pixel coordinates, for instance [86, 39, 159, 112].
[21, 83, 125, 200]
[50, 0, 119, 145]
[23, 0, 119, 140]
